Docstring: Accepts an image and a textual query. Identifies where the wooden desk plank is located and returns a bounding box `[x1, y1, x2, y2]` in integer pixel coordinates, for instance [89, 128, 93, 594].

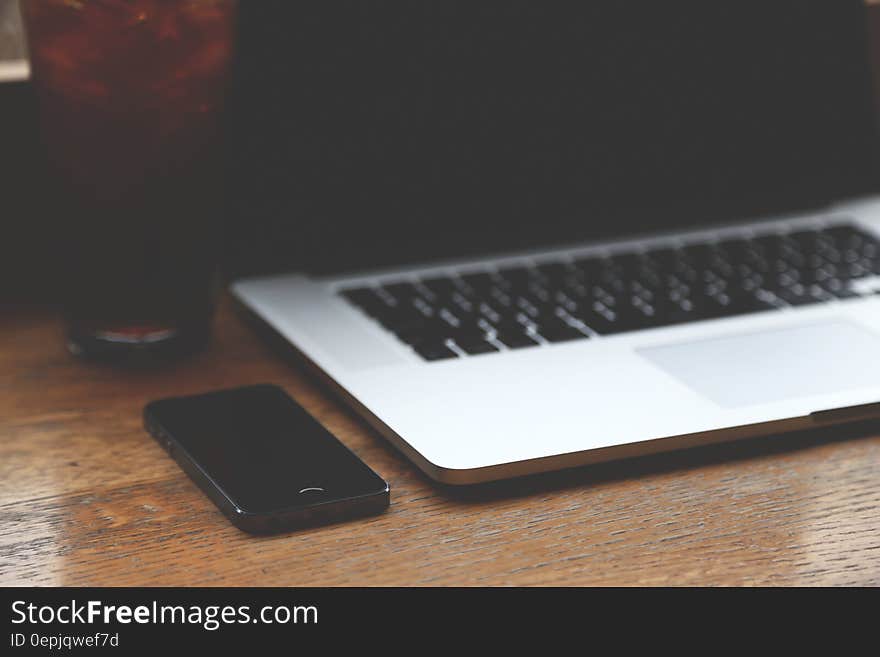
[2, 297, 879, 586]
[3, 1, 880, 587]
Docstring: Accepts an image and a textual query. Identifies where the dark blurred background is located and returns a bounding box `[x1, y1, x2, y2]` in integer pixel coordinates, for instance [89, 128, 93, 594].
[4, 1, 880, 307]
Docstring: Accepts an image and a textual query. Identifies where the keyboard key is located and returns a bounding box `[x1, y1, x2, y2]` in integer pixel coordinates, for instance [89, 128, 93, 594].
[413, 341, 459, 361]
[697, 292, 776, 317]
[340, 222, 873, 360]
[341, 287, 399, 319]
[382, 282, 420, 302]
[420, 277, 459, 297]
[477, 301, 503, 323]
[341, 287, 375, 306]
[391, 316, 449, 344]
[453, 335, 500, 355]
[448, 292, 477, 317]
[827, 224, 879, 251]
[821, 279, 861, 299]
[774, 284, 831, 306]
[534, 320, 588, 343]
[535, 261, 578, 282]
[459, 271, 497, 291]
[572, 256, 605, 280]
[497, 266, 535, 285]
[829, 287, 861, 299]
[495, 332, 541, 349]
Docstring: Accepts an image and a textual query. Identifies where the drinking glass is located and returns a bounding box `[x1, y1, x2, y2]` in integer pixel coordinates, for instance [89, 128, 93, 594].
[21, 0, 238, 360]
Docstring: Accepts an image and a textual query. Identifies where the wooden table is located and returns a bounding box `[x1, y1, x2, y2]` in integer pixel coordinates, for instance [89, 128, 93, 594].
[4, 1, 880, 587]
[2, 295, 879, 586]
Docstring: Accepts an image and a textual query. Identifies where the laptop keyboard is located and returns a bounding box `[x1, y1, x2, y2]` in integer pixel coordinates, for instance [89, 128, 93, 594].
[339, 222, 879, 361]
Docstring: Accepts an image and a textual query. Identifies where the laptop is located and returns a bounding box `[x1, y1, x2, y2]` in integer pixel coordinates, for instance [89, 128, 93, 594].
[230, 1, 880, 483]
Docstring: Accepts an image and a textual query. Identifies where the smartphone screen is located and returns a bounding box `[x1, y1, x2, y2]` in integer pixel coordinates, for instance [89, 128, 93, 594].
[144, 384, 388, 531]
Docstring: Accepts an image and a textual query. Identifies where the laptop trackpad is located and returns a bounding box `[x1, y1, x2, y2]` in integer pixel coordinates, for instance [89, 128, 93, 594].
[637, 320, 880, 408]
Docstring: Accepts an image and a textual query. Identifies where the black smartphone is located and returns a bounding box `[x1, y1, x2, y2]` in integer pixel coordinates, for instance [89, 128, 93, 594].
[144, 384, 389, 534]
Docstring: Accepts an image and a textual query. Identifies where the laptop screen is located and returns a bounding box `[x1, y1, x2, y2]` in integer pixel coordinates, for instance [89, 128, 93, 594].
[227, 1, 879, 276]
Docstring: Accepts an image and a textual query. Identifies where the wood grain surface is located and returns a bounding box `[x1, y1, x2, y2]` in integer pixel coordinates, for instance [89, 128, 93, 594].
[3, 2, 880, 587]
[2, 296, 879, 586]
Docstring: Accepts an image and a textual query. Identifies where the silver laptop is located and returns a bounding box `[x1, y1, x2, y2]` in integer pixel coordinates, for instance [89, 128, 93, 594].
[231, 1, 880, 483]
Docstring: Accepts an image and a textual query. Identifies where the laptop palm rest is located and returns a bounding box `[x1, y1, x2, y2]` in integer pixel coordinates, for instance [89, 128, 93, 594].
[637, 320, 880, 408]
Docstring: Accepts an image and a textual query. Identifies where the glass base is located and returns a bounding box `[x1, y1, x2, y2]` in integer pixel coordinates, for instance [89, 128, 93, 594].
[66, 320, 210, 363]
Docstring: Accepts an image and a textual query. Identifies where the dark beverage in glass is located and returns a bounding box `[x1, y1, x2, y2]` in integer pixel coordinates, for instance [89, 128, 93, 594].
[21, 0, 237, 360]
